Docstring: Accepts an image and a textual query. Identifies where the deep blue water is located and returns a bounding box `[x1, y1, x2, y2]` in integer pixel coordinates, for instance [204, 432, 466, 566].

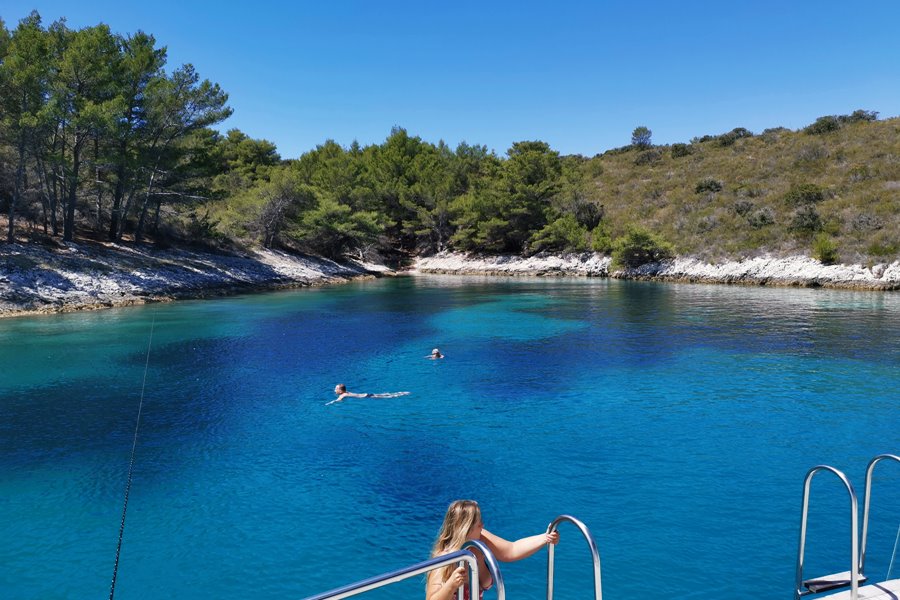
[1, 276, 898, 599]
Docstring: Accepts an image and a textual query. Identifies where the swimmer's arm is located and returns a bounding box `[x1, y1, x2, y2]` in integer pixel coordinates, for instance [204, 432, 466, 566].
[326, 392, 356, 405]
[480, 528, 558, 562]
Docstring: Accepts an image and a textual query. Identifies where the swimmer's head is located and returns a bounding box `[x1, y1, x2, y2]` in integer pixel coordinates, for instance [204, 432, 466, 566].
[431, 348, 441, 356]
[334, 384, 346, 394]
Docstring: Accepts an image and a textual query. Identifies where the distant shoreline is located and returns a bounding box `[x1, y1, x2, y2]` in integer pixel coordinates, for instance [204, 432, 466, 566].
[2, 244, 898, 319]
[413, 252, 900, 291]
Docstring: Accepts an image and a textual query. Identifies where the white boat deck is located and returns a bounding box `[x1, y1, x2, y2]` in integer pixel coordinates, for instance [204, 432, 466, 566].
[814, 579, 900, 600]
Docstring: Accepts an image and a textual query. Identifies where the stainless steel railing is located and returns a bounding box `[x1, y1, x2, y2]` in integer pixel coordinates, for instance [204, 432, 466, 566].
[462, 539, 506, 600]
[546, 514, 602, 600]
[303, 540, 505, 600]
[794, 465, 860, 600]
[860, 454, 900, 576]
[304, 514, 601, 600]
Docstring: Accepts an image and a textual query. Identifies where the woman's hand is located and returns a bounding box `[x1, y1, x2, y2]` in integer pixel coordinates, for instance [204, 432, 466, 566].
[448, 566, 467, 590]
[545, 530, 560, 545]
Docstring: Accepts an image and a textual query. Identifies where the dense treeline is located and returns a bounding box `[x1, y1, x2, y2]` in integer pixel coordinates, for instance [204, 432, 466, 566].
[2, 13, 898, 266]
[212, 133, 609, 261]
[0, 12, 231, 245]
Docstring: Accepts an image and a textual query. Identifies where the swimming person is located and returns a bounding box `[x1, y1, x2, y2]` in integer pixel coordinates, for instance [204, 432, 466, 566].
[327, 384, 410, 405]
[426, 499, 559, 600]
[427, 348, 444, 359]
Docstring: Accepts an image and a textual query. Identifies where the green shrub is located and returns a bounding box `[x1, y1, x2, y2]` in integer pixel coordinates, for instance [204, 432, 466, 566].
[789, 205, 822, 234]
[733, 199, 754, 216]
[848, 165, 874, 182]
[611, 226, 675, 268]
[804, 115, 841, 135]
[843, 109, 878, 123]
[634, 149, 663, 166]
[529, 215, 589, 253]
[573, 199, 603, 230]
[812, 233, 838, 264]
[590, 223, 613, 253]
[670, 143, 694, 158]
[851, 213, 883, 232]
[783, 183, 825, 205]
[747, 207, 775, 228]
[867, 240, 900, 257]
[718, 127, 754, 146]
[695, 177, 724, 194]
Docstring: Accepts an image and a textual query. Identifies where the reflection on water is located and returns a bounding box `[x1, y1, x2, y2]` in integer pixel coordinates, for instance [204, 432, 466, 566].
[0, 276, 898, 599]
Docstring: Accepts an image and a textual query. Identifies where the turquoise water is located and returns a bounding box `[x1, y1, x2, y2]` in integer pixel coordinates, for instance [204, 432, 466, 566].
[1, 276, 898, 599]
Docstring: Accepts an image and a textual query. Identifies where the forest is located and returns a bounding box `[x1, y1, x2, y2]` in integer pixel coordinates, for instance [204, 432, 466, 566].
[2, 13, 898, 268]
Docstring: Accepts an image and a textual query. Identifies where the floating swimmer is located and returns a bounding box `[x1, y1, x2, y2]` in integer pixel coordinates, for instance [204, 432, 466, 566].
[327, 384, 410, 405]
[426, 348, 444, 359]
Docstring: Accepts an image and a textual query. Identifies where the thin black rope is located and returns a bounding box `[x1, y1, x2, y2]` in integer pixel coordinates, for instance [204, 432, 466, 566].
[109, 315, 155, 600]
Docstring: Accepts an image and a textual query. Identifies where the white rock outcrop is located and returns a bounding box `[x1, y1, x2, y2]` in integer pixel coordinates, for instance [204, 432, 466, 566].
[414, 252, 900, 290]
[0, 242, 377, 317]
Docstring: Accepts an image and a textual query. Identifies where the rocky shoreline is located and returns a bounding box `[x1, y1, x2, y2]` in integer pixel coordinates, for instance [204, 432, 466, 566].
[2, 244, 898, 319]
[413, 252, 900, 290]
[0, 241, 385, 318]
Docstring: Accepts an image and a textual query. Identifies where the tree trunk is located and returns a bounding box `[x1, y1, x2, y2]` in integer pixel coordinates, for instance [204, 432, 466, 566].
[7, 139, 27, 243]
[152, 198, 162, 234]
[115, 189, 136, 242]
[134, 169, 156, 244]
[63, 146, 81, 242]
[109, 140, 128, 241]
[94, 137, 104, 233]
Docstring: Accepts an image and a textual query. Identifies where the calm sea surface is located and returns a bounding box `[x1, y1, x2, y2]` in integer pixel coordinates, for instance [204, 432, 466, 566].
[1, 276, 898, 599]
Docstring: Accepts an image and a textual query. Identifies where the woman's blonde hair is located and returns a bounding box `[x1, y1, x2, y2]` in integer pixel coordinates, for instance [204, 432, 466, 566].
[430, 500, 481, 584]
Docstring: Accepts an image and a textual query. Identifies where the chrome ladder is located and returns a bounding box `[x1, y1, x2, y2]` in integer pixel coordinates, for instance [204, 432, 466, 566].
[794, 453, 900, 600]
[303, 513, 602, 600]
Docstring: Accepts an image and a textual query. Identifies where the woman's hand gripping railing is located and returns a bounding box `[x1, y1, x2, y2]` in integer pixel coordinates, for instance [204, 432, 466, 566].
[303, 548, 482, 600]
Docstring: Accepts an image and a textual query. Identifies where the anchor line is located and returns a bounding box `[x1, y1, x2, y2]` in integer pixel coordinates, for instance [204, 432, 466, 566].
[888, 522, 900, 581]
[109, 315, 156, 600]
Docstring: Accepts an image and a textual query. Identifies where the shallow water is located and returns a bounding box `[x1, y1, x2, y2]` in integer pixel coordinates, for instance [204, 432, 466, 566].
[1, 276, 898, 599]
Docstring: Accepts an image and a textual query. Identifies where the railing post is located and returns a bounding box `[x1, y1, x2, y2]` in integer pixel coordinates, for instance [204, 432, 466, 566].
[545, 514, 602, 600]
[462, 539, 505, 600]
[794, 465, 858, 600]
[860, 454, 900, 576]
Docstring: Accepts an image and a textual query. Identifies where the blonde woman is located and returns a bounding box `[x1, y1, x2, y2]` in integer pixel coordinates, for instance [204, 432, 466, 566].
[426, 500, 559, 600]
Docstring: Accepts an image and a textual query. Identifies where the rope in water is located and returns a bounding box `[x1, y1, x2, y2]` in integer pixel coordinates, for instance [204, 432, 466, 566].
[109, 315, 156, 600]
[888, 522, 900, 581]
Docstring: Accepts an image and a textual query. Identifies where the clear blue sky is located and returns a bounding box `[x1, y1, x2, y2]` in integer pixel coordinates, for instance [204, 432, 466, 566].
[4, 1, 900, 159]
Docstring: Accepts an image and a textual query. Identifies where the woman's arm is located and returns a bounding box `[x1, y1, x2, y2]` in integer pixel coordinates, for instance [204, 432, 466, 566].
[426, 566, 466, 600]
[470, 547, 493, 591]
[480, 528, 559, 562]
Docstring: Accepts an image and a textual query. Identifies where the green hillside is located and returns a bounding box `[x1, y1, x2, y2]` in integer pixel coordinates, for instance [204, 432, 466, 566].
[584, 115, 900, 264]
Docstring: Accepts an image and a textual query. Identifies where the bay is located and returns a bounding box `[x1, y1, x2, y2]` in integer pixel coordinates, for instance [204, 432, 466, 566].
[1, 276, 898, 599]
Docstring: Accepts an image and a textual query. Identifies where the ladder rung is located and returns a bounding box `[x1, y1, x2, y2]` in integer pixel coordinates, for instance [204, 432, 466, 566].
[803, 571, 868, 593]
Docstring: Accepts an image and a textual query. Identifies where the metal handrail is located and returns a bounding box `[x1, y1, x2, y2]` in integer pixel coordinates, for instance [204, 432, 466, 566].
[302, 549, 482, 600]
[546, 514, 602, 600]
[794, 465, 859, 600]
[860, 454, 900, 575]
[462, 539, 506, 600]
